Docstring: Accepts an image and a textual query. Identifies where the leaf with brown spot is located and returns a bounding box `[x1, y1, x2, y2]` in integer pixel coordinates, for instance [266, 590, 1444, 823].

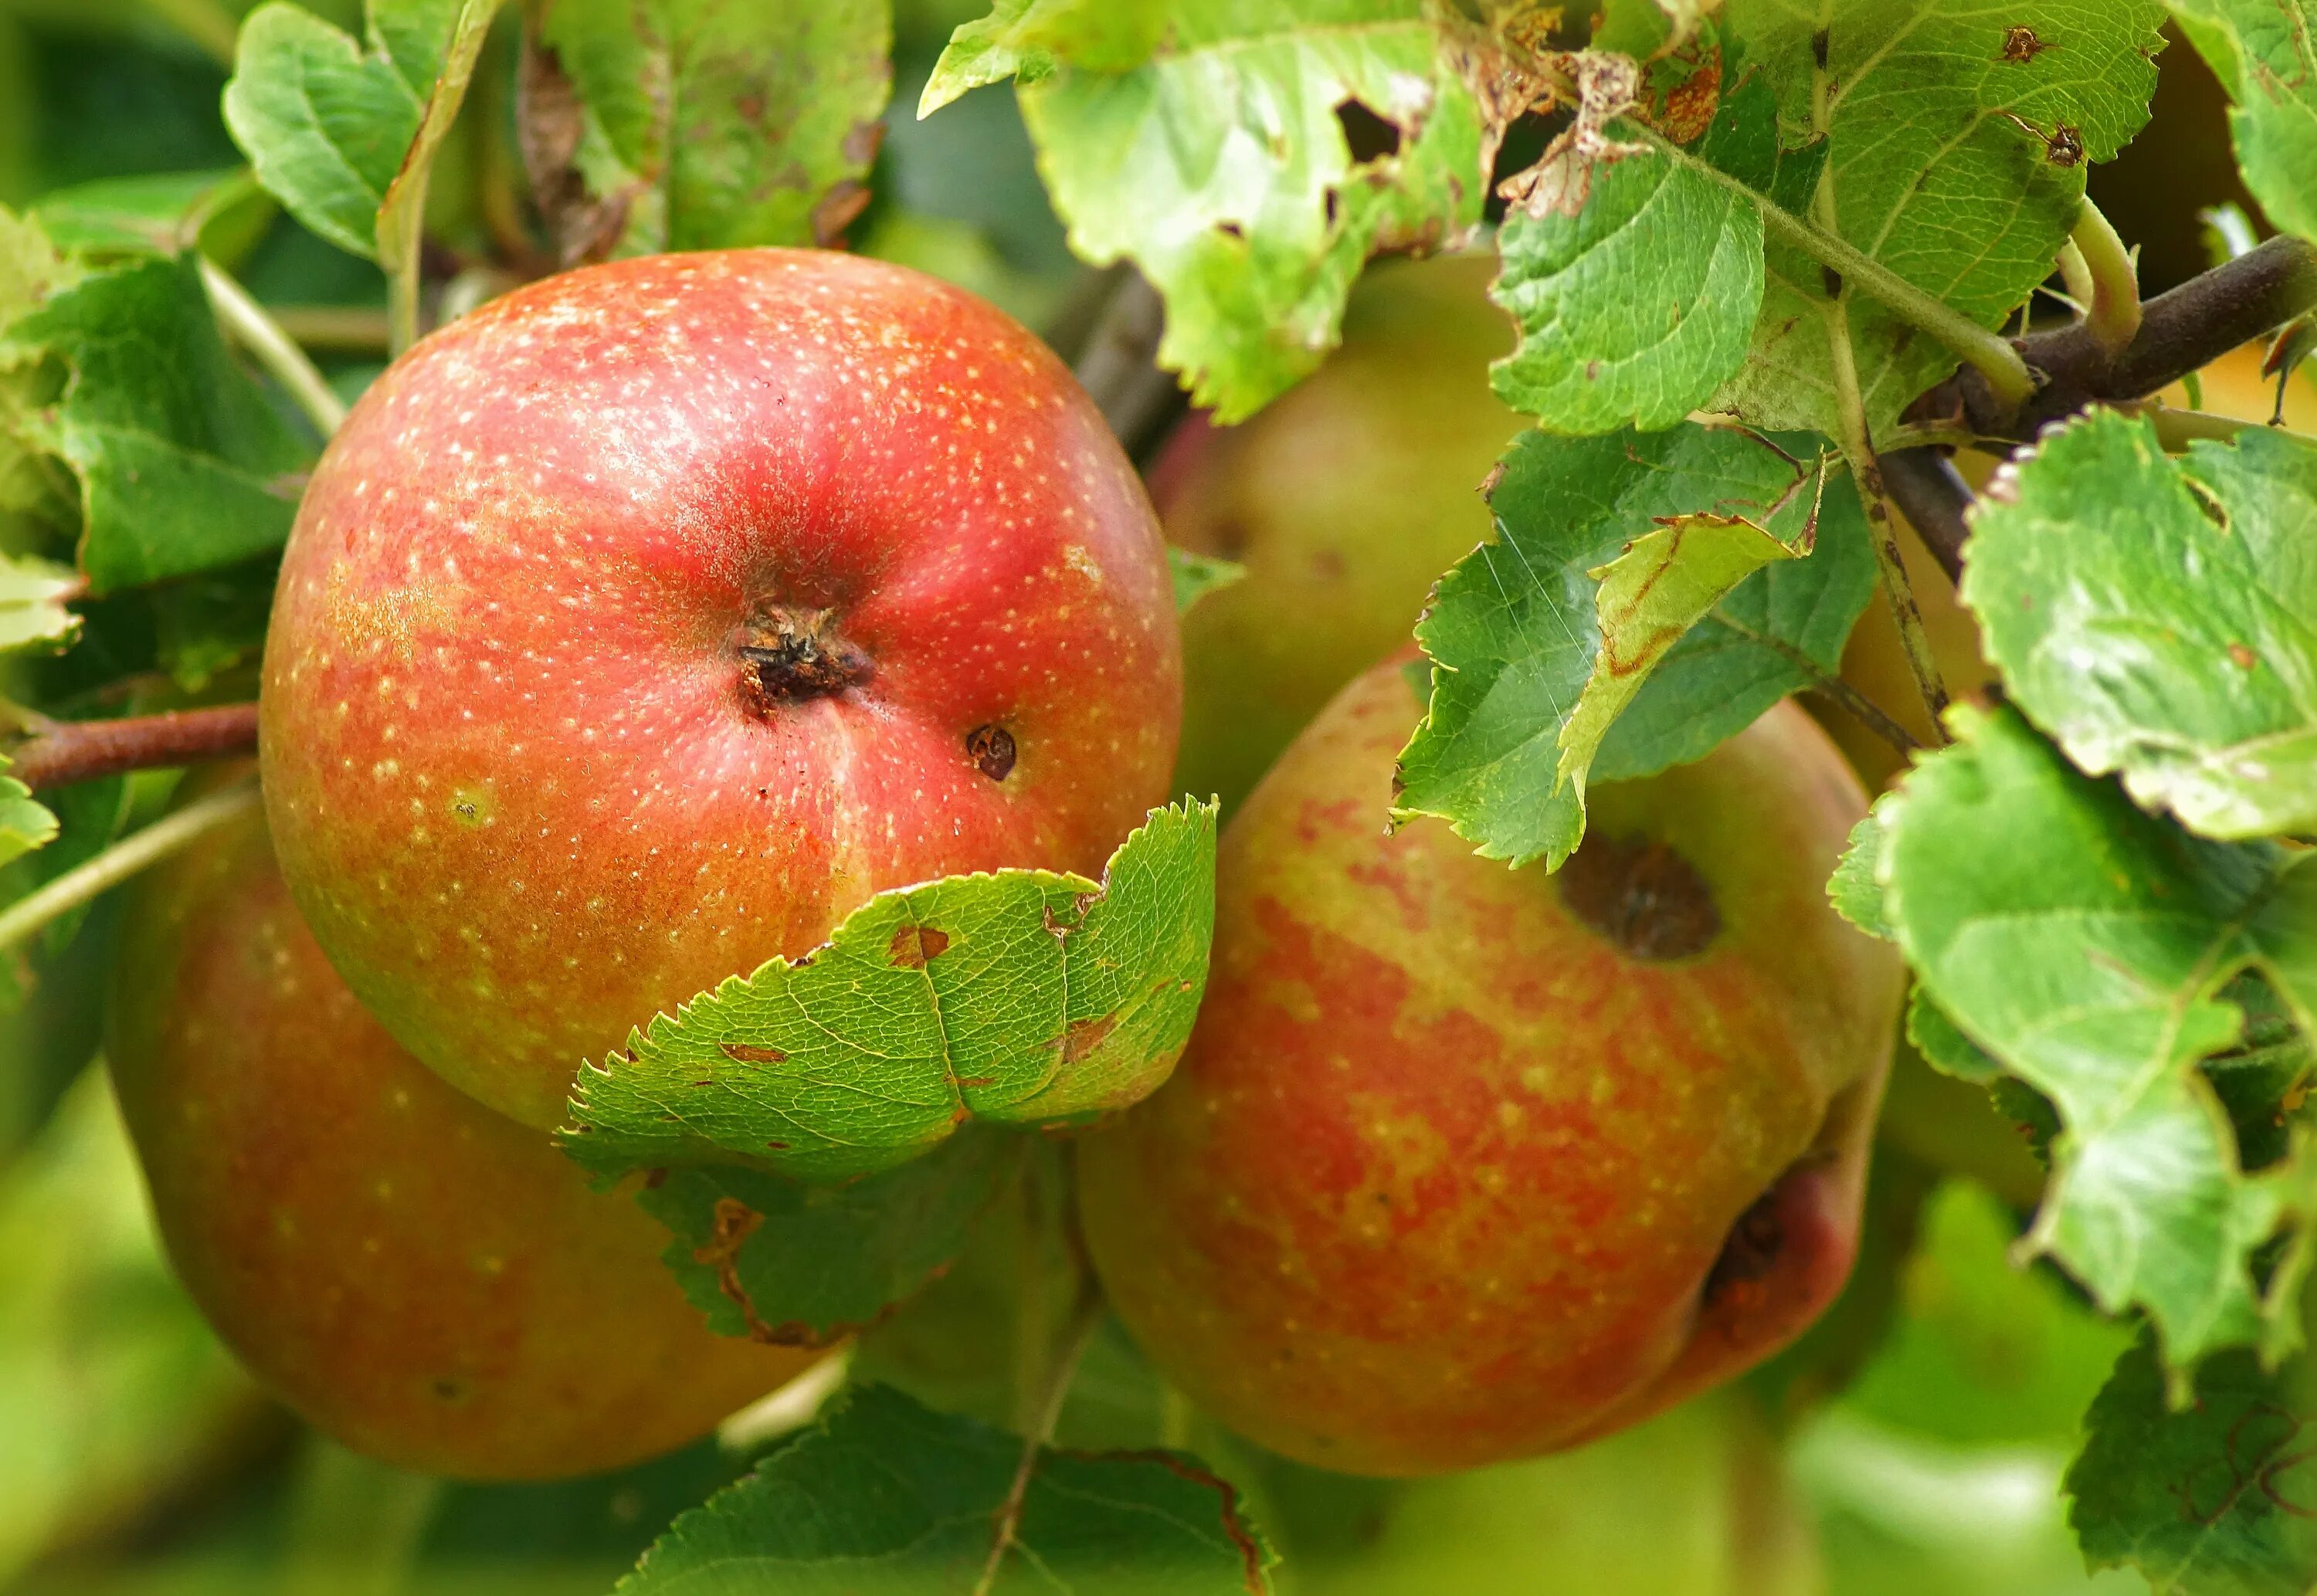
[565, 801, 1217, 1182]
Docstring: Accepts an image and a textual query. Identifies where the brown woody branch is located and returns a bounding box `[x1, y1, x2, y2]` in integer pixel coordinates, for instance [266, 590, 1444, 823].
[1878, 447, 1974, 585]
[8, 703, 259, 792]
[1911, 235, 2317, 443]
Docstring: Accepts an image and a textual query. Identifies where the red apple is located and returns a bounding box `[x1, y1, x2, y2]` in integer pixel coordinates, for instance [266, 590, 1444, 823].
[260, 249, 1181, 1129]
[107, 777, 826, 1480]
[1077, 661, 1901, 1476]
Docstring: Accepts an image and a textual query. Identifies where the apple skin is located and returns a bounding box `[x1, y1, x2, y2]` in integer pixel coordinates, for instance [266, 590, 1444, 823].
[1154, 253, 1518, 816]
[260, 249, 1180, 1130]
[1077, 662, 1901, 1476]
[105, 778, 826, 1480]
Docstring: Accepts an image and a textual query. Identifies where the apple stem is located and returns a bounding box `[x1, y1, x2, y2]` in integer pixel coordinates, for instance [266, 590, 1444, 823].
[0, 779, 261, 959]
[5, 703, 260, 792]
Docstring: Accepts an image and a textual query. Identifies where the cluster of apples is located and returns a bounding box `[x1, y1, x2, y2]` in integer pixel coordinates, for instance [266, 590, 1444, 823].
[107, 249, 1899, 1482]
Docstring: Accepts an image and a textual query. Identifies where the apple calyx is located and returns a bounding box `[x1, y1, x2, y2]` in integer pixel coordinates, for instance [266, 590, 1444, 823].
[736, 603, 874, 714]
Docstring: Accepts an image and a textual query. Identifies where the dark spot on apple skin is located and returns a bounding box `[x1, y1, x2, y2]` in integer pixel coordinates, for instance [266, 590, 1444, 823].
[966, 723, 1017, 781]
[430, 1376, 471, 1403]
[1557, 833, 1720, 960]
[888, 923, 951, 968]
[1704, 1188, 1784, 1304]
[720, 1042, 789, 1064]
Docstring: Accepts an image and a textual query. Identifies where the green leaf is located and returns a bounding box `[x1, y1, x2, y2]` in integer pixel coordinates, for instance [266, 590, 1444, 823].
[1559, 509, 1803, 793]
[1905, 984, 2002, 1086]
[222, 0, 487, 262]
[1965, 411, 2317, 841]
[947, 0, 1488, 422]
[0, 553, 80, 656]
[29, 170, 269, 259]
[0, 764, 56, 874]
[1491, 74, 1797, 434]
[1879, 702, 2317, 1365]
[532, 0, 891, 259]
[1829, 801, 1892, 940]
[636, 1130, 1019, 1347]
[2070, 1333, 2317, 1595]
[564, 800, 1217, 1183]
[0, 206, 76, 327]
[2166, 0, 2317, 245]
[1167, 544, 1245, 616]
[1716, 0, 2166, 439]
[920, 0, 1166, 108]
[616, 1383, 1275, 1594]
[1393, 422, 1869, 869]
[0, 254, 314, 591]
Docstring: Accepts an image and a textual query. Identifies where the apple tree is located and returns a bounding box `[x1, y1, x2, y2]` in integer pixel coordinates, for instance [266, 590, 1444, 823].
[0, 0, 2315, 1591]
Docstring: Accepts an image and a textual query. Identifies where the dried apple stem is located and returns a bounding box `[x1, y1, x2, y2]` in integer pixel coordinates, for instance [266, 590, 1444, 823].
[201, 259, 348, 438]
[0, 779, 260, 958]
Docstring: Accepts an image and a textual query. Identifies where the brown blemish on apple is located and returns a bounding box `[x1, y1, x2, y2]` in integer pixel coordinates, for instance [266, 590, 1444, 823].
[735, 605, 873, 717]
[1702, 1187, 1785, 1311]
[966, 723, 1017, 781]
[887, 923, 951, 968]
[1556, 833, 1720, 961]
[719, 1042, 789, 1064]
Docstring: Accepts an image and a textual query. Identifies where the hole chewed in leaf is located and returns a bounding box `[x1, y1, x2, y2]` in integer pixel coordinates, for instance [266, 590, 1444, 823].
[1999, 25, 2054, 63]
[1557, 834, 1721, 960]
[888, 923, 952, 969]
[1335, 97, 1404, 163]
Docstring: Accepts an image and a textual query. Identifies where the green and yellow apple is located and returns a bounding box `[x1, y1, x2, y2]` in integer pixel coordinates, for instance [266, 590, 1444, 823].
[1080, 662, 1901, 1476]
[107, 779, 825, 1480]
[1155, 253, 1520, 815]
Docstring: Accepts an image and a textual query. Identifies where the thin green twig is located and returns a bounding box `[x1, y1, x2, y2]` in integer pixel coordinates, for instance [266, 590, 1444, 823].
[0, 780, 261, 958]
[200, 258, 348, 439]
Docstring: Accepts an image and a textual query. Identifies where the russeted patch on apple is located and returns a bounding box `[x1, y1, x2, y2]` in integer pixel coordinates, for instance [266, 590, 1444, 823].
[260, 249, 1182, 1130]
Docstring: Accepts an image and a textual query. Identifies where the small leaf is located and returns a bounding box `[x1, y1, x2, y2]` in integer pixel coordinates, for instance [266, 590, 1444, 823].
[2165, 0, 2317, 246]
[944, 1, 1489, 421]
[1880, 702, 2317, 1365]
[0, 206, 77, 327]
[636, 1130, 1020, 1347]
[0, 762, 57, 873]
[564, 801, 1218, 1182]
[2071, 1332, 2317, 1595]
[1168, 544, 1245, 616]
[1394, 421, 1867, 868]
[0, 553, 80, 656]
[29, 170, 269, 259]
[1827, 801, 1891, 941]
[529, 0, 891, 260]
[222, 0, 483, 261]
[616, 1383, 1275, 1594]
[1964, 411, 2317, 840]
[920, 0, 1165, 112]
[1491, 73, 1796, 434]
[0, 255, 314, 591]
[1561, 510, 1803, 791]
